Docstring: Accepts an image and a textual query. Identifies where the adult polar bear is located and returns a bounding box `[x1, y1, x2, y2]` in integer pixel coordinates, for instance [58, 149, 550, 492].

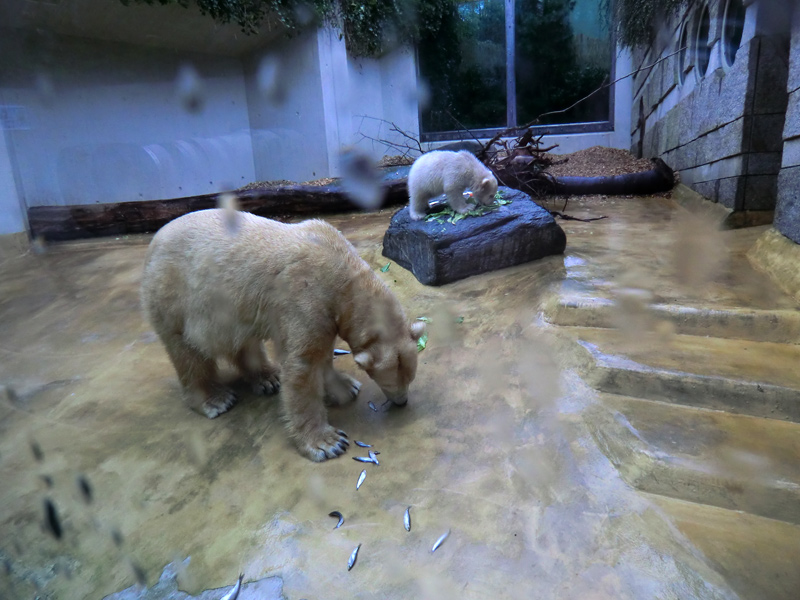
[408, 150, 498, 220]
[141, 209, 424, 461]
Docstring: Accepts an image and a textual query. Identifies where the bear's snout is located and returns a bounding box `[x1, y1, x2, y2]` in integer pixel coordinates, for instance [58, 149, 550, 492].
[386, 392, 408, 407]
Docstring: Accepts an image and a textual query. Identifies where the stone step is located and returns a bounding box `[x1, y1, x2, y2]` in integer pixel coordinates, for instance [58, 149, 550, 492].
[586, 394, 800, 525]
[563, 326, 800, 421]
[644, 493, 800, 600]
[543, 294, 800, 344]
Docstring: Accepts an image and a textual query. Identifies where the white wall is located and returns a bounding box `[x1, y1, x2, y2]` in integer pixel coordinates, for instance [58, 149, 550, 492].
[244, 29, 331, 183]
[0, 128, 26, 235]
[348, 47, 421, 160]
[0, 28, 256, 207]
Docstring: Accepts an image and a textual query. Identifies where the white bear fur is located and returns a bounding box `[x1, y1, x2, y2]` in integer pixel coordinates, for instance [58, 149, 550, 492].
[408, 150, 499, 220]
[141, 209, 424, 462]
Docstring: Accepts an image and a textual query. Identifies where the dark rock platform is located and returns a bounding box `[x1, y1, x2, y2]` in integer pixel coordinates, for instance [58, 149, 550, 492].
[382, 188, 566, 286]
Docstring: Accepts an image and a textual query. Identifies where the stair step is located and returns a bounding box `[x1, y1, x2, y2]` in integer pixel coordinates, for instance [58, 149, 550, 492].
[544, 294, 800, 343]
[586, 394, 800, 524]
[644, 493, 800, 600]
[564, 326, 800, 421]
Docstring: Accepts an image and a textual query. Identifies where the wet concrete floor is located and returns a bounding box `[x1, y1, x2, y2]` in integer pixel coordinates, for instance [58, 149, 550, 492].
[0, 193, 797, 599]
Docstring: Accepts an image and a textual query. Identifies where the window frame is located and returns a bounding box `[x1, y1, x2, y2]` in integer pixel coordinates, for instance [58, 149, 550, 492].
[417, 0, 616, 142]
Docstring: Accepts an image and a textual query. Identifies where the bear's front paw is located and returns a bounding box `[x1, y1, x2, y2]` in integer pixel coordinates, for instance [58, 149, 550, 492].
[324, 371, 362, 407]
[200, 387, 237, 419]
[298, 426, 350, 462]
[252, 370, 281, 396]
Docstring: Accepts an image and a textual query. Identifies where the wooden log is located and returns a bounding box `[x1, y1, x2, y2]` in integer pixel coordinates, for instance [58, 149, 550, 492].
[28, 180, 409, 242]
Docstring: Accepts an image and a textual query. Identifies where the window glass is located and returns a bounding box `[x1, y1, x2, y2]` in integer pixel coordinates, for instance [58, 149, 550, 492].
[418, 0, 508, 133]
[419, 0, 612, 134]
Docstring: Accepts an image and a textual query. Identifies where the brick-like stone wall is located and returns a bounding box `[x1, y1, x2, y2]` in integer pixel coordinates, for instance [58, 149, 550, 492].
[631, 0, 791, 212]
[774, 6, 800, 243]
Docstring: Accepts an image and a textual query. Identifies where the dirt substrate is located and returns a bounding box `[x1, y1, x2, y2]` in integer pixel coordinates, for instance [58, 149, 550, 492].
[238, 146, 654, 191]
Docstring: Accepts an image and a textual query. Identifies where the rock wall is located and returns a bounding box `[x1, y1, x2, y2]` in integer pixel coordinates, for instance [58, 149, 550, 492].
[632, 0, 792, 212]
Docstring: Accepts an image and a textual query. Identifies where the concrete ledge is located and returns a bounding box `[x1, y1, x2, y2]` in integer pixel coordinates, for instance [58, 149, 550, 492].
[670, 183, 774, 229]
[747, 227, 800, 304]
[0, 232, 29, 258]
[670, 183, 732, 226]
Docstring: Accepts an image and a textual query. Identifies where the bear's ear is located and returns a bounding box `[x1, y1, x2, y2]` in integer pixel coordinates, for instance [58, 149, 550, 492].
[353, 351, 373, 370]
[480, 176, 493, 190]
[409, 320, 426, 341]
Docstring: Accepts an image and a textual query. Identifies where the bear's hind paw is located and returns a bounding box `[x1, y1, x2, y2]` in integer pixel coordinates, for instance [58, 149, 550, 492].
[252, 371, 281, 396]
[298, 426, 350, 462]
[200, 388, 237, 419]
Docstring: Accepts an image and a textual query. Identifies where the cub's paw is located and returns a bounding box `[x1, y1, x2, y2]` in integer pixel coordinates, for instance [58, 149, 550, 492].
[324, 371, 362, 407]
[200, 387, 237, 419]
[252, 370, 281, 396]
[298, 426, 350, 462]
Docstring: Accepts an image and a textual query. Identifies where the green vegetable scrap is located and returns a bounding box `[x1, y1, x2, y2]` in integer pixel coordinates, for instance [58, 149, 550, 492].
[424, 195, 512, 225]
[416, 316, 432, 323]
[455, 316, 464, 324]
[417, 332, 428, 353]
[380, 263, 391, 272]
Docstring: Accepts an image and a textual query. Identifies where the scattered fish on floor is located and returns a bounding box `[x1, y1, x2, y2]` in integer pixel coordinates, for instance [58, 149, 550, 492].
[30, 440, 44, 462]
[368, 450, 380, 465]
[356, 470, 366, 490]
[219, 573, 243, 600]
[333, 349, 351, 357]
[404, 507, 411, 532]
[353, 456, 377, 465]
[368, 401, 378, 412]
[77, 475, 93, 504]
[329, 511, 344, 529]
[43, 498, 62, 540]
[354, 440, 372, 448]
[432, 530, 450, 553]
[347, 544, 361, 571]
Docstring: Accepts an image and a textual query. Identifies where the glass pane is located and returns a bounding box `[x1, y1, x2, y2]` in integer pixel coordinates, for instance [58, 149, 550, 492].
[515, 0, 611, 126]
[419, 0, 508, 133]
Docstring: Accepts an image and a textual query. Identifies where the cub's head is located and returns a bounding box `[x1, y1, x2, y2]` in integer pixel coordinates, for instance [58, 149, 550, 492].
[353, 321, 425, 406]
[477, 173, 499, 205]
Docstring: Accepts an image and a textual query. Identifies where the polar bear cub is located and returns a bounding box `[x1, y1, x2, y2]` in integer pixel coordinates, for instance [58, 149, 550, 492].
[141, 209, 425, 462]
[408, 150, 499, 220]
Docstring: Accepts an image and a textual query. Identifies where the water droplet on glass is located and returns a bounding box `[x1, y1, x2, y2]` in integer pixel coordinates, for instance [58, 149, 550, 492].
[338, 146, 385, 210]
[176, 64, 204, 114]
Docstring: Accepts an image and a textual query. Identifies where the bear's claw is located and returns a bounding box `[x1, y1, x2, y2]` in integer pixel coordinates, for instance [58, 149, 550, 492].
[300, 425, 350, 462]
[201, 388, 237, 419]
[252, 372, 281, 396]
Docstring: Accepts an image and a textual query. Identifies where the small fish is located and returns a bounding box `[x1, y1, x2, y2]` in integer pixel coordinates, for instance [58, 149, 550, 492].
[368, 450, 380, 466]
[329, 511, 344, 529]
[30, 440, 44, 462]
[353, 456, 377, 464]
[130, 561, 147, 586]
[333, 349, 351, 357]
[354, 440, 372, 448]
[219, 573, 244, 600]
[111, 528, 124, 547]
[77, 475, 92, 504]
[44, 498, 62, 540]
[356, 469, 366, 490]
[368, 401, 378, 412]
[347, 543, 361, 571]
[431, 529, 450, 553]
[404, 506, 411, 532]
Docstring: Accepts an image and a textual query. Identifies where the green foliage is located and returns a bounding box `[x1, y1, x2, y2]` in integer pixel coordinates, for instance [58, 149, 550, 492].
[609, 0, 683, 48]
[419, 0, 612, 132]
[425, 195, 512, 225]
[119, 0, 456, 57]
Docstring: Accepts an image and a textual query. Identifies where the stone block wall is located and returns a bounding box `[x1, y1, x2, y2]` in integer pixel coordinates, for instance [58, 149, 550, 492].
[631, 0, 791, 212]
[774, 6, 800, 243]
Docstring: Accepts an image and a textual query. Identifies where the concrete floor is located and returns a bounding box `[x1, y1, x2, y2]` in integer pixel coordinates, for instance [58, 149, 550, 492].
[1, 194, 798, 599]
